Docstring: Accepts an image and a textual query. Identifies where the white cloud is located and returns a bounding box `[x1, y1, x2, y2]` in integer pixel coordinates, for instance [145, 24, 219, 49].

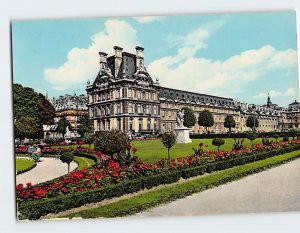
[254, 88, 296, 99]
[44, 20, 139, 90]
[133, 16, 163, 24]
[148, 42, 298, 97]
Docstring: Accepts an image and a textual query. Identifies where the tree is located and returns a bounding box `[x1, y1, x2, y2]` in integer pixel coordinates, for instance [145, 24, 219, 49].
[246, 132, 258, 152]
[289, 128, 299, 140]
[94, 129, 129, 164]
[212, 138, 225, 152]
[15, 115, 41, 139]
[161, 132, 176, 162]
[57, 117, 72, 136]
[224, 115, 236, 132]
[198, 110, 214, 133]
[246, 116, 259, 131]
[77, 115, 92, 138]
[13, 84, 55, 139]
[84, 134, 93, 149]
[273, 134, 279, 142]
[182, 107, 196, 128]
[37, 93, 55, 125]
[60, 152, 74, 174]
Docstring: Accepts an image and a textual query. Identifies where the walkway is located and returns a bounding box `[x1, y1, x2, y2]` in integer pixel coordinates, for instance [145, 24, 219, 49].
[16, 157, 78, 185]
[135, 158, 300, 217]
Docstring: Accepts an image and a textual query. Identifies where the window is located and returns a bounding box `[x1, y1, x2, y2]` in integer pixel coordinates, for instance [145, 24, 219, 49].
[154, 105, 157, 115]
[137, 104, 141, 114]
[128, 89, 132, 98]
[117, 104, 121, 114]
[137, 91, 141, 99]
[146, 105, 149, 114]
[128, 103, 133, 113]
[147, 119, 151, 130]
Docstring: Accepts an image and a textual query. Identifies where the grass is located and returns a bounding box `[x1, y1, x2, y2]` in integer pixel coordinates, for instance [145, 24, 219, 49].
[51, 137, 289, 164]
[64, 150, 300, 219]
[16, 158, 36, 173]
[74, 156, 95, 170]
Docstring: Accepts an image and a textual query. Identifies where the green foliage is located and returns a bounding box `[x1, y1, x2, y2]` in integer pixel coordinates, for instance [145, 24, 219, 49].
[161, 132, 176, 162]
[262, 136, 273, 146]
[57, 117, 72, 136]
[198, 110, 214, 132]
[60, 152, 74, 174]
[181, 107, 196, 128]
[246, 116, 259, 131]
[288, 128, 299, 140]
[232, 138, 244, 150]
[77, 115, 92, 138]
[18, 170, 182, 220]
[246, 132, 259, 151]
[15, 116, 41, 139]
[94, 130, 130, 163]
[37, 93, 55, 125]
[211, 138, 225, 151]
[13, 84, 55, 138]
[18, 146, 300, 220]
[16, 158, 36, 174]
[224, 115, 236, 131]
[273, 134, 279, 142]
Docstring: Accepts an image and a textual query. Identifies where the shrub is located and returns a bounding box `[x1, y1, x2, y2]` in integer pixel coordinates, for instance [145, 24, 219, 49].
[161, 132, 176, 162]
[212, 138, 225, 151]
[94, 130, 130, 165]
[60, 152, 74, 174]
[273, 134, 279, 142]
[232, 138, 244, 150]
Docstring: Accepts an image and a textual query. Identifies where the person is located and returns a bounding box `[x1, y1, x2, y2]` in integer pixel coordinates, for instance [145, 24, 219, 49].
[31, 145, 43, 162]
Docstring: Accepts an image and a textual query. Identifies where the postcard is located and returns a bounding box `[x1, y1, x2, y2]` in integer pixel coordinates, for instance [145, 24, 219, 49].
[12, 11, 300, 220]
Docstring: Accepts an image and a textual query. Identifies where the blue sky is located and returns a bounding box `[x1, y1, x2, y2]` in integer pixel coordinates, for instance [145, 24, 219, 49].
[12, 11, 298, 107]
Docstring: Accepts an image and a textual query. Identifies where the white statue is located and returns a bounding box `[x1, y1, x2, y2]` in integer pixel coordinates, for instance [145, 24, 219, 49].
[64, 126, 71, 138]
[176, 109, 185, 128]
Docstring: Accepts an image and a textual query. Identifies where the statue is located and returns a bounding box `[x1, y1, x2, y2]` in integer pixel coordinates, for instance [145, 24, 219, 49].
[176, 109, 185, 128]
[64, 126, 72, 138]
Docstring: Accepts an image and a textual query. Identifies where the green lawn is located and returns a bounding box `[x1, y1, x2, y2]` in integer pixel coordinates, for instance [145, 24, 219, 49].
[131, 137, 285, 164]
[74, 156, 95, 170]
[63, 150, 300, 219]
[16, 158, 36, 173]
[51, 137, 288, 164]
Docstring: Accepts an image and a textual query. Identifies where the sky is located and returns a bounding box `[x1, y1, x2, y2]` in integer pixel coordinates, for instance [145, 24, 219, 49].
[12, 11, 299, 107]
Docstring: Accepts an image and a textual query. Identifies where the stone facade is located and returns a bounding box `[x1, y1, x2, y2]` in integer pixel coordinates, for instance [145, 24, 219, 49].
[50, 94, 88, 130]
[87, 46, 296, 134]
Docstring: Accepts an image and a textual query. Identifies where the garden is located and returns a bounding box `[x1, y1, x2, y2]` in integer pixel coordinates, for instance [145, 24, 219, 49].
[15, 129, 300, 220]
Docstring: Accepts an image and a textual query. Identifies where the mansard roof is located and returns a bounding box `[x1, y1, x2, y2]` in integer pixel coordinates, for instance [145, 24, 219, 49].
[159, 86, 235, 107]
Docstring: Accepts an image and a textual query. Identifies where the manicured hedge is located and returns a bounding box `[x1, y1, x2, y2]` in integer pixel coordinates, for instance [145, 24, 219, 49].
[72, 152, 99, 164]
[18, 170, 182, 220]
[190, 131, 288, 139]
[18, 144, 300, 220]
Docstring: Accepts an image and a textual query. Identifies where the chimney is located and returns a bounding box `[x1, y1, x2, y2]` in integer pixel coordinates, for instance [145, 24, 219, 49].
[135, 46, 144, 70]
[113, 46, 123, 77]
[99, 51, 108, 73]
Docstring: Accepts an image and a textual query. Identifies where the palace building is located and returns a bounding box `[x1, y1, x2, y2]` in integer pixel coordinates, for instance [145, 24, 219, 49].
[86, 46, 294, 134]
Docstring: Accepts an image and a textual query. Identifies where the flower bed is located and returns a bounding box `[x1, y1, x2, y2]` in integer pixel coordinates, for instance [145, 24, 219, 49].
[16, 139, 300, 219]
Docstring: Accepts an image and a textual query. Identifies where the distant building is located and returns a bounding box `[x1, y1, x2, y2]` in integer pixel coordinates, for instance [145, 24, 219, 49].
[86, 45, 296, 134]
[50, 94, 88, 130]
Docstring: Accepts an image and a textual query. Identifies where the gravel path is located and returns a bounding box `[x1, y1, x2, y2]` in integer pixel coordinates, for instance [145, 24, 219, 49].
[134, 158, 300, 217]
[16, 157, 78, 185]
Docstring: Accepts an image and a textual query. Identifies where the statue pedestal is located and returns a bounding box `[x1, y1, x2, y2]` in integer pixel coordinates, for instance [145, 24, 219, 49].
[175, 127, 192, 144]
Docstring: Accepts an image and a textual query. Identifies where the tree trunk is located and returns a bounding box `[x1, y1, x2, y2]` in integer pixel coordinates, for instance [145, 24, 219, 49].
[168, 148, 170, 163]
[218, 146, 220, 152]
[206, 126, 208, 133]
[68, 163, 70, 174]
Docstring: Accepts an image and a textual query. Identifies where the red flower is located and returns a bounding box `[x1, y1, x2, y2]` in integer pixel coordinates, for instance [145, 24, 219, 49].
[26, 182, 32, 187]
[132, 148, 138, 155]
